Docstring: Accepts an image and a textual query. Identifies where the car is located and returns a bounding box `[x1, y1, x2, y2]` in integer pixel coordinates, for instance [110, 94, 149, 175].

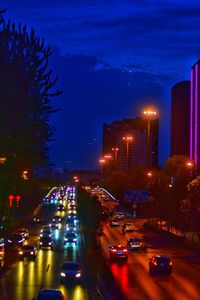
[49, 220, 59, 229]
[123, 223, 135, 232]
[69, 204, 76, 210]
[149, 255, 172, 276]
[66, 218, 75, 225]
[109, 219, 120, 226]
[7, 234, 25, 248]
[19, 245, 37, 260]
[57, 204, 65, 211]
[34, 216, 43, 224]
[64, 232, 77, 244]
[66, 223, 76, 232]
[33, 289, 66, 300]
[109, 245, 128, 261]
[39, 237, 53, 249]
[40, 229, 52, 238]
[127, 237, 146, 250]
[60, 261, 82, 283]
[52, 216, 62, 223]
[14, 228, 29, 239]
[68, 213, 77, 220]
[40, 225, 51, 231]
[116, 212, 125, 220]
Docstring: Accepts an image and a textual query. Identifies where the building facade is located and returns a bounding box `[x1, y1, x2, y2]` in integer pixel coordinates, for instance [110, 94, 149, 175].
[171, 81, 190, 157]
[190, 60, 200, 169]
[103, 117, 159, 173]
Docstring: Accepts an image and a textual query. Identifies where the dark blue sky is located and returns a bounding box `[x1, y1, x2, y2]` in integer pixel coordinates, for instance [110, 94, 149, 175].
[2, 0, 200, 169]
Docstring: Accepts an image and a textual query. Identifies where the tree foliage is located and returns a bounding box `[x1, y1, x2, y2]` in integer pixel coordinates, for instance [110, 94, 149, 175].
[0, 16, 61, 170]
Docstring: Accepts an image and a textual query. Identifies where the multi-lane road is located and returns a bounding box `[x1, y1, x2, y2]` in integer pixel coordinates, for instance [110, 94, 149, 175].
[98, 190, 200, 300]
[0, 187, 94, 300]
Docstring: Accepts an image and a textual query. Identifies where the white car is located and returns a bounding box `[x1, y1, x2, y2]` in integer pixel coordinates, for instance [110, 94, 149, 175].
[124, 223, 135, 232]
[127, 237, 146, 250]
[109, 219, 120, 226]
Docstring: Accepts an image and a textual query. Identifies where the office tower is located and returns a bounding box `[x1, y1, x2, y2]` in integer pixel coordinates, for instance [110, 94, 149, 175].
[171, 81, 190, 157]
[190, 60, 200, 168]
[103, 117, 159, 172]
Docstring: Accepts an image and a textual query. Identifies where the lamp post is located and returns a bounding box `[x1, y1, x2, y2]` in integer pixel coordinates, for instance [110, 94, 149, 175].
[112, 147, 119, 171]
[122, 136, 133, 173]
[143, 109, 157, 168]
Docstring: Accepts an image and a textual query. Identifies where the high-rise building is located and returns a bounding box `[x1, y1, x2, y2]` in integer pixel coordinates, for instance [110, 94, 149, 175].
[171, 81, 190, 157]
[103, 117, 159, 172]
[190, 60, 200, 169]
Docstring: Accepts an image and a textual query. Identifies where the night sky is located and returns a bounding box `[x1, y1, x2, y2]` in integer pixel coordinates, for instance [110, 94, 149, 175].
[2, 0, 200, 170]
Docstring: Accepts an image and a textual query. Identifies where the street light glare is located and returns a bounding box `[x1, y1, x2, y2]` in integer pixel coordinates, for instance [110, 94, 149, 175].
[122, 136, 133, 141]
[143, 110, 157, 116]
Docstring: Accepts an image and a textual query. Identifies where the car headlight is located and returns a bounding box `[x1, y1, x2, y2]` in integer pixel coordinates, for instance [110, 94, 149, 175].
[40, 234, 43, 237]
[18, 240, 23, 243]
[66, 228, 69, 231]
[40, 242, 42, 245]
[73, 238, 77, 241]
[19, 251, 23, 255]
[8, 239, 12, 243]
[64, 238, 68, 241]
[30, 251, 34, 255]
[49, 234, 51, 237]
[48, 242, 51, 245]
[60, 272, 66, 277]
[75, 272, 81, 278]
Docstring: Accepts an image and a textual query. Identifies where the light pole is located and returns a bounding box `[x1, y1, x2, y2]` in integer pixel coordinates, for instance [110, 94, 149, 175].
[122, 136, 133, 173]
[111, 147, 119, 171]
[143, 109, 157, 168]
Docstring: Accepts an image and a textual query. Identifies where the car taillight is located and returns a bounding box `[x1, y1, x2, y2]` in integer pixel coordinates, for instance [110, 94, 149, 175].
[112, 249, 117, 252]
[153, 261, 158, 266]
[123, 249, 128, 253]
[169, 261, 172, 266]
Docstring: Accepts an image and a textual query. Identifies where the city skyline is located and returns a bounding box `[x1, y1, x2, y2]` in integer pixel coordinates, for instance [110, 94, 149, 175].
[2, 1, 200, 169]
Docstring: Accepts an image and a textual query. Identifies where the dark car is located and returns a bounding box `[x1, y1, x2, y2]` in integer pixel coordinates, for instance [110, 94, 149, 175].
[68, 213, 77, 220]
[39, 237, 53, 249]
[127, 237, 146, 250]
[66, 223, 76, 232]
[109, 245, 128, 262]
[49, 220, 59, 229]
[19, 245, 37, 260]
[7, 234, 25, 248]
[66, 218, 75, 226]
[64, 232, 77, 245]
[60, 261, 82, 283]
[14, 228, 29, 239]
[149, 255, 172, 276]
[33, 289, 65, 300]
[52, 216, 62, 223]
[57, 205, 65, 211]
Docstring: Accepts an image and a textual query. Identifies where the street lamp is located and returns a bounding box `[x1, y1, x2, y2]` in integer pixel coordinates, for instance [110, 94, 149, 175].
[122, 136, 133, 173]
[112, 147, 119, 171]
[143, 109, 157, 168]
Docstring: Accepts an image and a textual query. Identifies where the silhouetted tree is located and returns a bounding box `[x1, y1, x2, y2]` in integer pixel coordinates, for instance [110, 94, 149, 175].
[0, 14, 61, 215]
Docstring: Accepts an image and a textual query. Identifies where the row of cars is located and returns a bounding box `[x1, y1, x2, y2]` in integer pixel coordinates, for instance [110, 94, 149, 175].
[96, 189, 173, 277]
[33, 186, 82, 300]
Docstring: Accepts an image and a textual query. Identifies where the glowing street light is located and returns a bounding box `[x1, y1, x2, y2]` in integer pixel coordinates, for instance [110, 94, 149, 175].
[122, 135, 133, 173]
[143, 108, 158, 167]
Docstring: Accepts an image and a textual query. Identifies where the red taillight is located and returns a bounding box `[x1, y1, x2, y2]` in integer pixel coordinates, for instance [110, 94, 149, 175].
[153, 261, 158, 266]
[112, 249, 117, 252]
[169, 261, 172, 266]
[123, 248, 128, 253]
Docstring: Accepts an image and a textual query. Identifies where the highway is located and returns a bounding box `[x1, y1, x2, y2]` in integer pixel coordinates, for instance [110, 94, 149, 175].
[0, 187, 92, 300]
[99, 198, 200, 300]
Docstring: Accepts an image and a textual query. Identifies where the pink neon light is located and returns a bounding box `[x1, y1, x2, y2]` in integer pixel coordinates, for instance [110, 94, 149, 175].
[190, 69, 193, 160]
[194, 64, 198, 166]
